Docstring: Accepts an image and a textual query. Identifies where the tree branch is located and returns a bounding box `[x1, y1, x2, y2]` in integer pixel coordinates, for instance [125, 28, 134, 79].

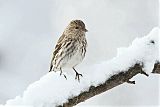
[57, 63, 159, 107]
[152, 62, 160, 74]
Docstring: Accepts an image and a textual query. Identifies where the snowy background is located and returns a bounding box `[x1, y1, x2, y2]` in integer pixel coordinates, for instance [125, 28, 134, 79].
[0, 0, 159, 106]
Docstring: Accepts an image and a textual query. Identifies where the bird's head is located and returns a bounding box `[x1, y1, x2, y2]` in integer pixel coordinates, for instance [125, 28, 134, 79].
[64, 20, 88, 35]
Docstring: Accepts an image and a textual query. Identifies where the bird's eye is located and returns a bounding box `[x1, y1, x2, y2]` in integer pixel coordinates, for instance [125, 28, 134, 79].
[75, 27, 79, 29]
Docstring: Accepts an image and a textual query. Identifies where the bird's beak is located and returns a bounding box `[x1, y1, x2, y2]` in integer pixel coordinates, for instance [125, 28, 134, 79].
[84, 28, 88, 32]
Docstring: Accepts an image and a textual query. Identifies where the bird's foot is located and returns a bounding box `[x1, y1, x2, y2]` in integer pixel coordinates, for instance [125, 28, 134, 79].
[63, 74, 67, 80]
[75, 72, 83, 82]
[60, 70, 62, 76]
[59, 70, 67, 80]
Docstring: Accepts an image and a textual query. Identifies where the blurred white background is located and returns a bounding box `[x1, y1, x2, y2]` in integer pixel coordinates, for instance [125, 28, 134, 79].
[0, 0, 159, 106]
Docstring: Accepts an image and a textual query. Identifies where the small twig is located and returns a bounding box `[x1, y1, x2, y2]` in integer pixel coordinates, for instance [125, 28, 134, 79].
[127, 80, 135, 84]
[140, 71, 149, 77]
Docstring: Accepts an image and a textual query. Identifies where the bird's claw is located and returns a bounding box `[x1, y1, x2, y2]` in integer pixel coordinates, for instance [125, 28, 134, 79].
[75, 72, 83, 82]
[63, 74, 67, 80]
[59, 71, 67, 80]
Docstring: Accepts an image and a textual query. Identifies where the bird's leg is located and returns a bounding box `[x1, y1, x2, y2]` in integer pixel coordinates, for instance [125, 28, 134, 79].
[60, 68, 62, 76]
[60, 68, 67, 80]
[73, 67, 83, 82]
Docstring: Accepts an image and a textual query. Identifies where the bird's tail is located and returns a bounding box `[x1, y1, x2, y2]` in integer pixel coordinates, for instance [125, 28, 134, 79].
[49, 64, 58, 72]
[49, 64, 53, 72]
[49, 57, 54, 72]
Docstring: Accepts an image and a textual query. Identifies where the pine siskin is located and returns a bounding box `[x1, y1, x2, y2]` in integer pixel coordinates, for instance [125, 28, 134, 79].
[49, 20, 88, 81]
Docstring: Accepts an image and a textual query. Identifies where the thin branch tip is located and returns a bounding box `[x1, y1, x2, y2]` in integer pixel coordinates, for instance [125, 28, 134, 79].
[140, 71, 149, 77]
[127, 80, 135, 84]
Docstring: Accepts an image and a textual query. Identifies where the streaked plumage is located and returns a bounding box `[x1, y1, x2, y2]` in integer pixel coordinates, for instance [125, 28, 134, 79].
[49, 20, 88, 81]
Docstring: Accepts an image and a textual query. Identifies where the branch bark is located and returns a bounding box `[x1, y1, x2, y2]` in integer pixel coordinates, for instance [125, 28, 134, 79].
[57, 63, 159, 107]
[152, 62, 160, 74]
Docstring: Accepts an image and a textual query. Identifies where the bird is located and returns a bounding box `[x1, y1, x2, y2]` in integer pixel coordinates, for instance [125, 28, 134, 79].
[49, 20, 88, 81]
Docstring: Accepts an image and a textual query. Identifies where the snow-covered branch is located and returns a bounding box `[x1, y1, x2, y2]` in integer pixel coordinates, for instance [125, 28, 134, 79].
[58, 62, 159, 107]
[5, 28, 159, 107]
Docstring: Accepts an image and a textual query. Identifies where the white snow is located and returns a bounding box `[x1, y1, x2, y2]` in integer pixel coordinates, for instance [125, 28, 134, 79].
[5, 28, 159, 107]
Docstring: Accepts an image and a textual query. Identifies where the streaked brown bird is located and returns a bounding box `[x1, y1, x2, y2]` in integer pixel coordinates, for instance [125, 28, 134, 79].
[49, 20, 88, 81]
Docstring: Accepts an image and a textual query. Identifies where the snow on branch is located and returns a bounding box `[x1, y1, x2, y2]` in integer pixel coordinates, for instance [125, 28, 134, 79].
[59, 62, 159, 107]
[6, 27, 159, 107]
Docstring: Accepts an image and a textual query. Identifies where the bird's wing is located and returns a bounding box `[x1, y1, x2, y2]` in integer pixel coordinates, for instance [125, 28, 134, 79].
[53, 33, 66, 59]
[57, 33, 66, 44]
[49, 34, 66, 71]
